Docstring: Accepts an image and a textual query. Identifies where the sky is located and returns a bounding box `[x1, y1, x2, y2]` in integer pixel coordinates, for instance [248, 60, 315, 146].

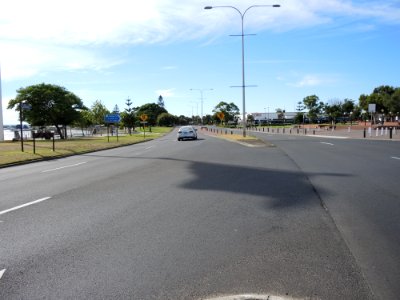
[1, 0, 400, 124]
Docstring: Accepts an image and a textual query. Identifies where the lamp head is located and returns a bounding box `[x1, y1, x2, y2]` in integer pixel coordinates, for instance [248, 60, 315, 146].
[204, 6, 213, 9]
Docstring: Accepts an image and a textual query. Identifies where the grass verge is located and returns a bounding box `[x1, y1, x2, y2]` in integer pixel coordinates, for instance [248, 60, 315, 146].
[0, 127, 172, 167]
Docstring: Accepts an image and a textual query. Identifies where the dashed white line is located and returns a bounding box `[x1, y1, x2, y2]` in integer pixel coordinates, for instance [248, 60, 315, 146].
[320, 142, 334, 146]
[41, 162, 87, 173]
[0, 269, 5, 280]
[145, 146, 154, 150]
[0, 197, 51, 216]
[392, 156, 400, 160]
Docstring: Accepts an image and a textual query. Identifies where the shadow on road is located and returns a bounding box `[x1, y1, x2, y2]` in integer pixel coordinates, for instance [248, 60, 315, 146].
[81, 152, 350, 210]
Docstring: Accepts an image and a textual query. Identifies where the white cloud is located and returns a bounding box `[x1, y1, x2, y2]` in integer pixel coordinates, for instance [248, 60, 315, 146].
[1, 0, 399, 81]
[289, 73, 342, 88]
[292, 75, 324, 87]
[156, 88, 175, 98]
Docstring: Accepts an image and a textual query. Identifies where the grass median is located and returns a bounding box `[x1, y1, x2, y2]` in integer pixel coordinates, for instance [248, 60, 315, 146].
[0, 127, 172, 167]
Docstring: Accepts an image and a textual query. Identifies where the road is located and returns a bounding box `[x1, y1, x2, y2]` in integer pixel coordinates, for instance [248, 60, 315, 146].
[0, 128, 396, 299]
[250, 130, 400, 300]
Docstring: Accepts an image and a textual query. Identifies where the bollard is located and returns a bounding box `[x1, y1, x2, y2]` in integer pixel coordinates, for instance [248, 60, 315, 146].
[313, 130, 315, 135]
[263, 128, 264, 132]
[363, 128, 366, 138]
[390, 128, 393, 139]
[305, 129, 307, 135]
[52, 134, 55, 151]
[368, 127, 372, 137]
[297, 129, 299, 134]
[376, 128, 379, 136]
[33, 136, 36, 154]
[283, 128, 285, 134]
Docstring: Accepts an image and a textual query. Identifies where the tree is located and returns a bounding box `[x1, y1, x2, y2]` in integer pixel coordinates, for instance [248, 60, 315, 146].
[296, 101, 305, 112]
[324, 101, 342, 125]
[157, 113, 177, 126]
[358, 85, 399, 123]
[91, 100, 110, 125]
[202, 114, 213, 125]
[8, 83, 86, 139]
[136, 103, 167, 126]
[247, 114, 255, 125]
[122, 98, 136, 134]
[177, 115, 190, 125]
[74, 110, 94, 136]
[157, 95, 165, 108]
[212, 101, 240, 123]
[303, 95, 324, 123]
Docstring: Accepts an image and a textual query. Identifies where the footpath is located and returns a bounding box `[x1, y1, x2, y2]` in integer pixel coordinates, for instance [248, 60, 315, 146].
[200, 124, 400, 142]
[246, 124, 400, 141]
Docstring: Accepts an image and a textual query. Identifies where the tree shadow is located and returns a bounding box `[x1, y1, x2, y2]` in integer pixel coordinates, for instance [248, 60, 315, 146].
[81, 153, 350, 210]
[175, 159, 349, 210]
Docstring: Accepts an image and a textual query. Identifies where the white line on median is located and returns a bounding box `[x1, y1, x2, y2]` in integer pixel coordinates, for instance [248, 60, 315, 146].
[41, 162, 87, 173]
[391, 156, 400, 160]
[320, 142, 334, 146]
[0, 269, 5, 280]
[0, 197, 51, 216]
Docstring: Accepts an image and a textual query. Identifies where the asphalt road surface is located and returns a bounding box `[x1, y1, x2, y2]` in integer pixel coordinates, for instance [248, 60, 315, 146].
[0, 128, 396, 299]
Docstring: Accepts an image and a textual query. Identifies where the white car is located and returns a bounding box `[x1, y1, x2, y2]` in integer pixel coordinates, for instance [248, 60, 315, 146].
[177, 126, 197, 141]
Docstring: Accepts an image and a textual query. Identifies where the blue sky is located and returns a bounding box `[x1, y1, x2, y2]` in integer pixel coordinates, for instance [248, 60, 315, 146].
[1, 0, 399, 124]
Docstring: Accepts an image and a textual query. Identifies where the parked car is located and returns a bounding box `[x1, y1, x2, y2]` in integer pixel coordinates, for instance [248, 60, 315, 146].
[177, 126, 197, 141]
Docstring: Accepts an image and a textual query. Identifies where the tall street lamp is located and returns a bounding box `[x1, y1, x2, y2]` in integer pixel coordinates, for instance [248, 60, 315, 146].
[204, 4, 280, 137]
[190, 88, 213, 124]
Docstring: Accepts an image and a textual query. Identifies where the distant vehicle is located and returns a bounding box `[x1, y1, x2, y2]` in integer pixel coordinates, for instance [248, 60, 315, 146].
[177, 126, 197, 141]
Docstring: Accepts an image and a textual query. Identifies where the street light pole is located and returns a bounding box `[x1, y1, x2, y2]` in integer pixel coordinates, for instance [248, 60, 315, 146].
[190, 88, 213, 124]
[205, 4, 280, 137]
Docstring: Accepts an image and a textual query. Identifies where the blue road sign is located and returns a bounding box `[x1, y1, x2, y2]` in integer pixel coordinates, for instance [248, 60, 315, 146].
[104, 114, 121, 123]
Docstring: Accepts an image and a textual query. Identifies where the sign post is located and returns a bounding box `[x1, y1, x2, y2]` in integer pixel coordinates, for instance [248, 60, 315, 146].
[368, 104, 376, 125]
[104, 114, 121, 142]
[140, 114, 148, 138]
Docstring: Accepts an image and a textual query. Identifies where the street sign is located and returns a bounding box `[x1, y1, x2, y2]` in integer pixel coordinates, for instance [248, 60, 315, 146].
[140, 114, 148, 121]
[368, 104, 376, 113]
[104, 114, 121, 123]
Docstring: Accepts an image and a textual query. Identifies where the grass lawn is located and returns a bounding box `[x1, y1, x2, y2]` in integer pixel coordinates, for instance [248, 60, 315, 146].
[0, 127, 172, 167]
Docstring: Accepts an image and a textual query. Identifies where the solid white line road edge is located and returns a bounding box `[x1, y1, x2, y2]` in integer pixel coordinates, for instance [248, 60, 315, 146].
[0, 197, 51, 216]
[391, 156, 400, 160]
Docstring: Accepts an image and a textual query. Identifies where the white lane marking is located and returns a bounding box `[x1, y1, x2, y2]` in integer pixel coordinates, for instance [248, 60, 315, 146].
[392, 156, 400, 160]
[320, 142, 334, 146]
[0, 197, 51, 216]
[0, 269, 5, 280]
[145, 146, 153, 150]
[41, 162, 87, 173]
[309, 135, 348, 139]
